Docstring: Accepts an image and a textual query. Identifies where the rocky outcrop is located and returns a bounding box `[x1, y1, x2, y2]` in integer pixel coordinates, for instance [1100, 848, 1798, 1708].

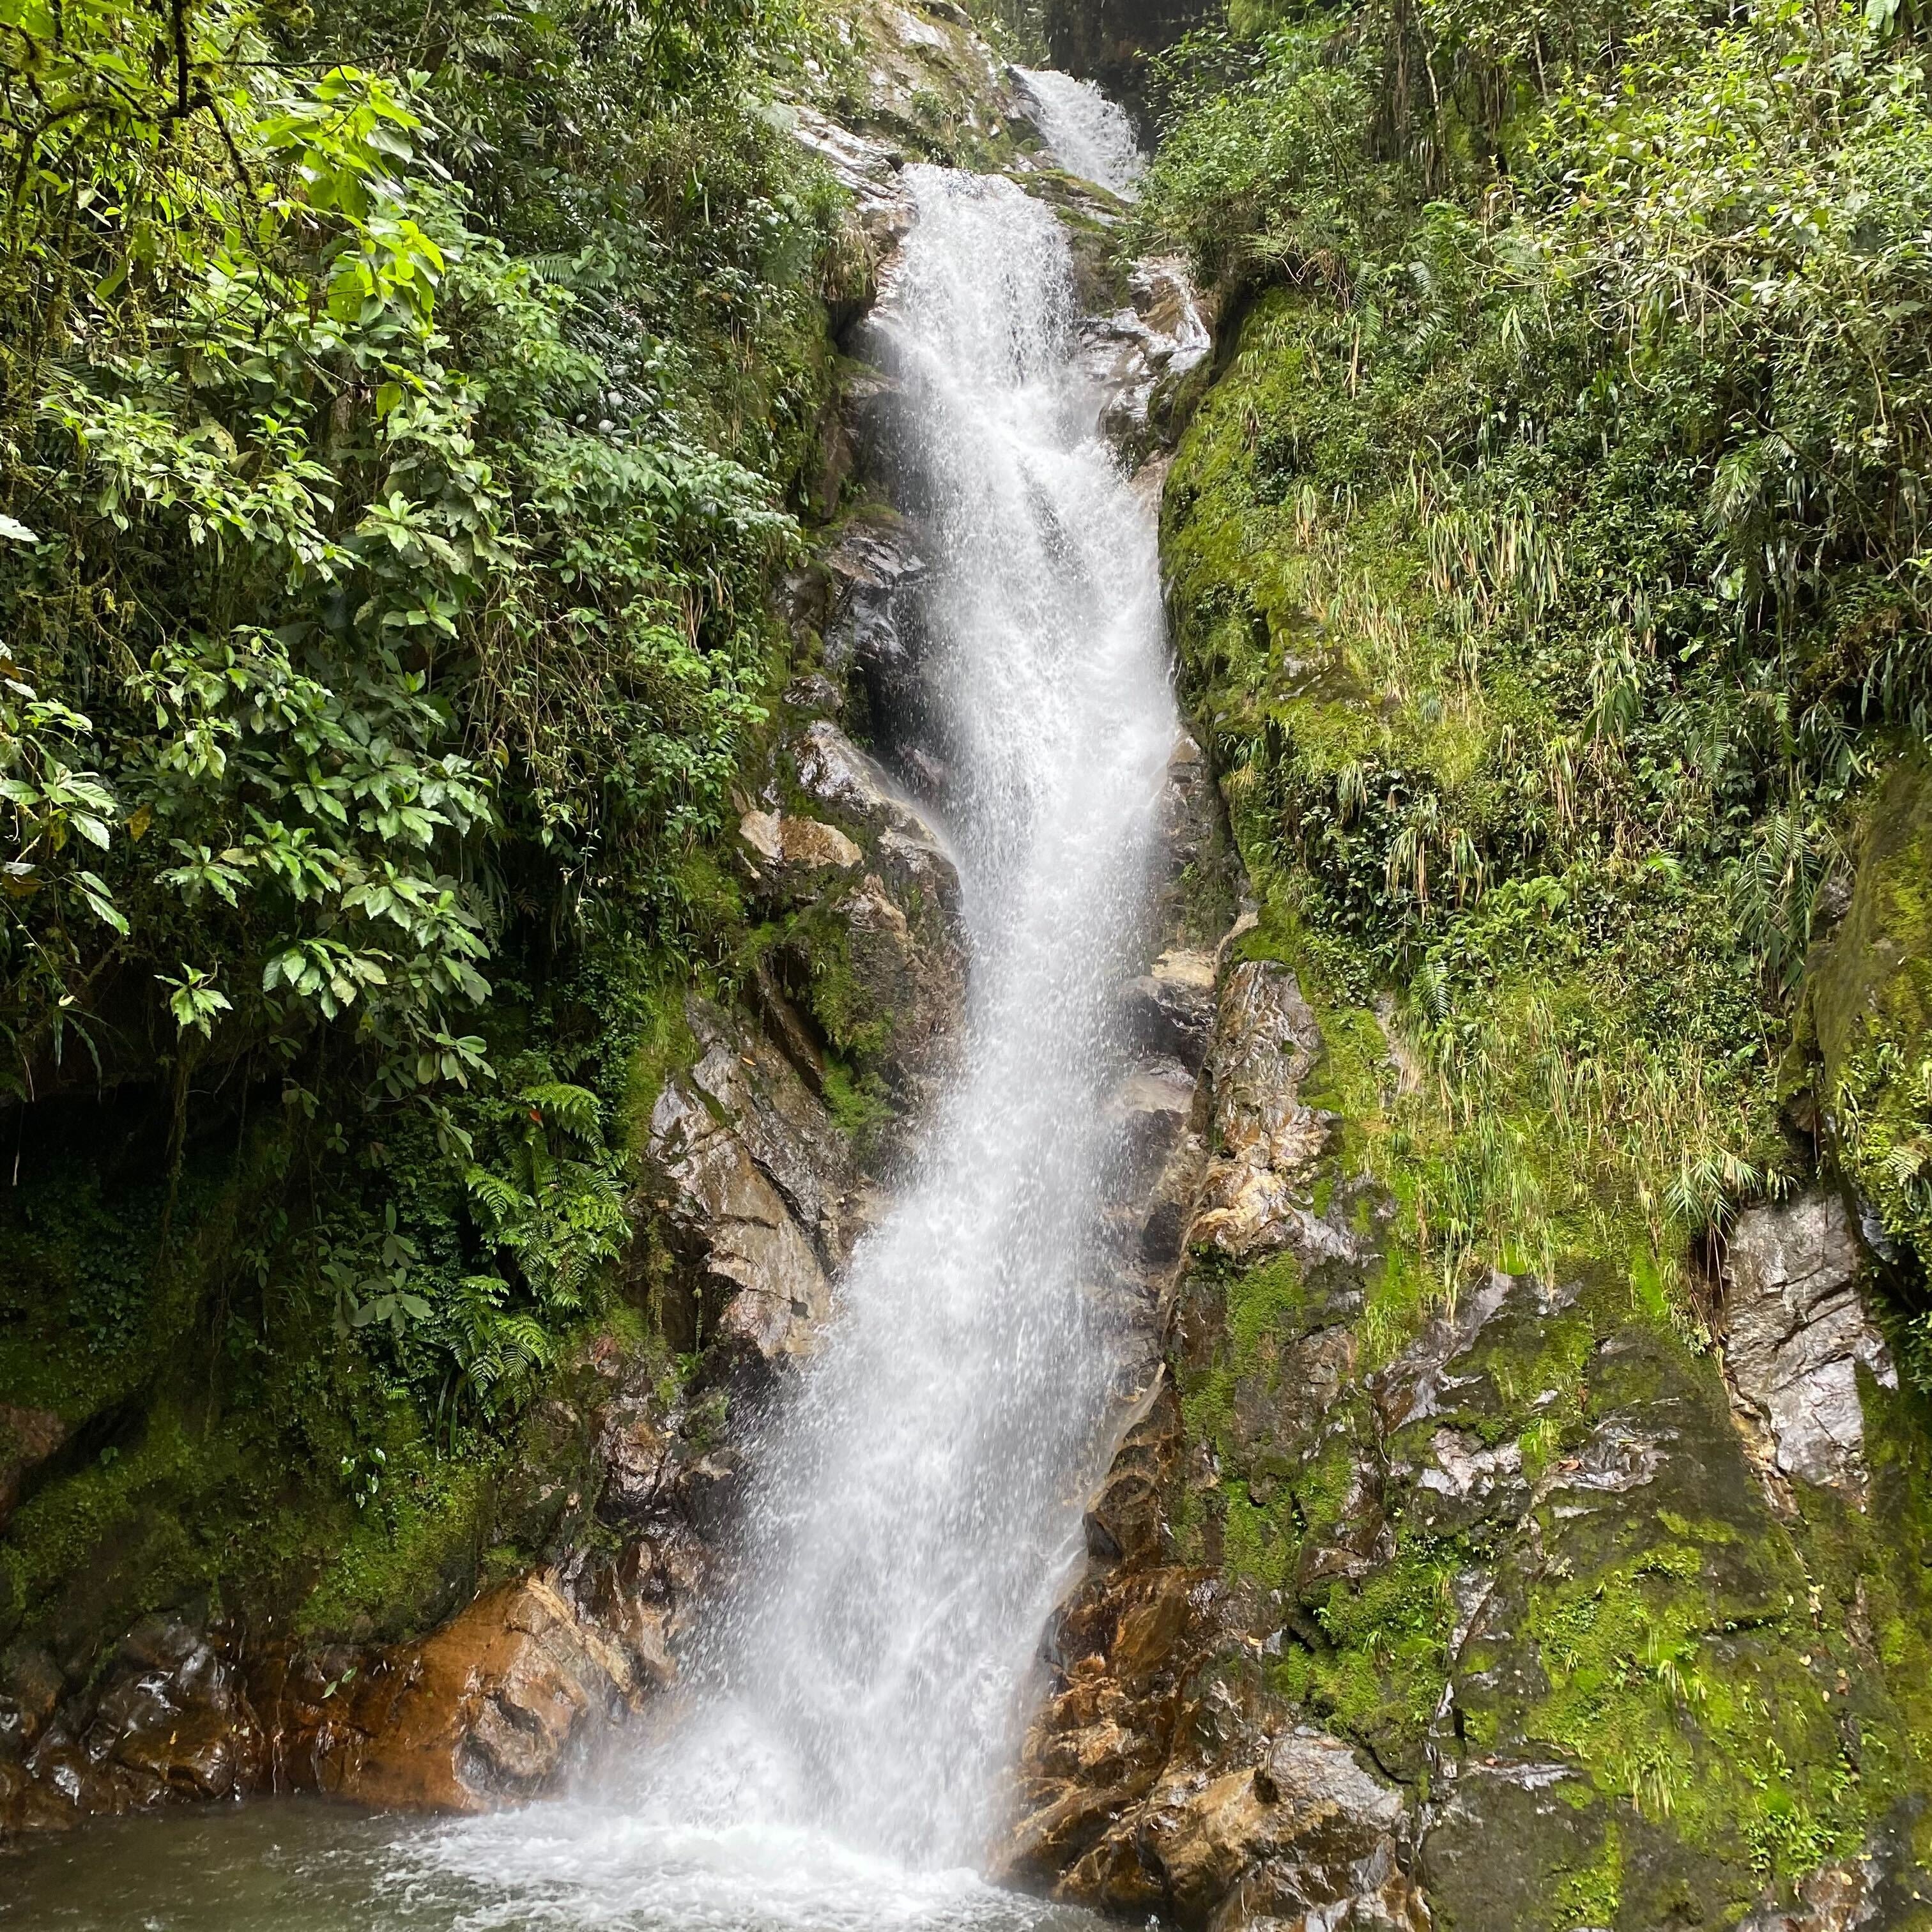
[1007, 958, 1424, 1930]
[1722, 1190, 1898, 1496]
[1010, 921, 1932, 1929]
[1080, 257, 1215, 464]
[751, 717, 970, 1134]
[1, 1615, 261, 1831]
[250, 1572, 643, 1809]
[647, 996, 856, 1363]
[1189, 961, 1346, 1265]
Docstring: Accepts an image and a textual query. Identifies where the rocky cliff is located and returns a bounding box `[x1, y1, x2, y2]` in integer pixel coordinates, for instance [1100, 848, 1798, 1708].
[1004, 945, 1932, 1928]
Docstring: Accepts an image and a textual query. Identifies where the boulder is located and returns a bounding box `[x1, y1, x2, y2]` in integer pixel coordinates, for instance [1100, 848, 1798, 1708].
[1061, 1733, 1420, 1931]
[1, 1616, 262, 1833]
[252, 1572, 636, 1809]
[738, 809, 863, 894]
[1722, 1190, 1896, 1492]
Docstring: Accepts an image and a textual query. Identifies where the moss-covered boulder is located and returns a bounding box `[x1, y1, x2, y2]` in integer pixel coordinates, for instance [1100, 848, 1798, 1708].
[1801, 759, 1932, 1272]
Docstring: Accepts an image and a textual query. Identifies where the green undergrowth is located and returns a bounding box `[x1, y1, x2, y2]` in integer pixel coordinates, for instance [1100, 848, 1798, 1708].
[0, 0, 932, 1666]
[1149, 0, 1932, 1881]
[1165, 294, 1797, 1342]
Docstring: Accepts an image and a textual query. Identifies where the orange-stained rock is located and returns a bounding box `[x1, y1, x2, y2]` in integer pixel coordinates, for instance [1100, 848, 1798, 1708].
[252, 1571, 640, 1811]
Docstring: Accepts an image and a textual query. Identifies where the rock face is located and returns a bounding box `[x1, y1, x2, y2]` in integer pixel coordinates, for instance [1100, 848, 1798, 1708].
[647, 996, 855, 1362]
[760, 717, 970, 1133]
[1007, 961, 1426, 1932]
[1080, 257, 1214, 464]
[250, 1573, 640, 1809]
[1, 1616, 261, 1831]
[1011, 931, 1932, 1929]
[1722, 1190, 1897, 1494]
[1189, 962, 1344, 1264]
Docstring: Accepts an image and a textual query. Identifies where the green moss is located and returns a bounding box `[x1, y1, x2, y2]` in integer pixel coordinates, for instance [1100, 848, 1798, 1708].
[295, 1448, 500, 1641]
[1803, 757, 1932, 1269]
[1554, 1821, 1623, 1929]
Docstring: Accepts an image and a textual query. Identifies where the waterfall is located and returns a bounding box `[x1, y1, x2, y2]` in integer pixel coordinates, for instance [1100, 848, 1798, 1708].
[657, 162, 1177, 1862]
[1013, 71, 1146, 199]
[398, 128, 1176, 1931]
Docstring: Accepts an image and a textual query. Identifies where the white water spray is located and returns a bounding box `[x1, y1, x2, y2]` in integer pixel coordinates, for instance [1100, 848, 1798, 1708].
[656, 162, 1177, 1863]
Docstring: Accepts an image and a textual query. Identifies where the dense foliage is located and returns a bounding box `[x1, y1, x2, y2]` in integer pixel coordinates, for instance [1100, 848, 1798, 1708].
[1139, 0, 1932, 1320]
[0, 0, 846, 1598]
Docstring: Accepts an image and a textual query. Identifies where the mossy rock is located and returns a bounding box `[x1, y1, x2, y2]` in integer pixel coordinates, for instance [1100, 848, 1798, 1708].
[1803, 756, 1932, 1268]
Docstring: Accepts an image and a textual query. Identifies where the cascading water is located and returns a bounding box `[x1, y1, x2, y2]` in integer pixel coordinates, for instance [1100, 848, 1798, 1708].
[0, 86, 1179, 1932]
[1012, 71, 1146, 199]
[640, 158, 1179, 1864]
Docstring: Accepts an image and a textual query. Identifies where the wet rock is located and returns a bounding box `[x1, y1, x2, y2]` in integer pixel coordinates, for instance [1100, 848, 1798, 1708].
[252, 1572, 636, 1810]
[1736, 1860, 1882, 1932]
[818, 509, 931, 751]
[785, 720, 969, 1124]
[1063, 1733, 1420, 1931]
[1120, 949, 1218, 1070]
[1, 1616, 263, 1832]
[595, 1399, 673, 1526]
[1106, 1059, 1200, 1207]
[785, 103, 916, 278]
[1155, 729, 1241, 947]
[643, 996, 861, 1361]
[647, 1075, 833, 1362]
[1081, 257, 1213, 464]
[1005, 1560, 1208, 1887]
[1085, 1382, 1180, 1568]
[794, 0, 1024, 185]
[684, 999, 855, 1268]
[0, 1404, 68, 1533]
[1190, 962, 1346, 1263]
[739, 809, 863, 895]
[1722, 1188, 1896, 1492]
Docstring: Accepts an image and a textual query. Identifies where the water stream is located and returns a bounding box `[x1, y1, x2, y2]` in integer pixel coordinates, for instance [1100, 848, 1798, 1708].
[1, 79, 1175, 1932]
